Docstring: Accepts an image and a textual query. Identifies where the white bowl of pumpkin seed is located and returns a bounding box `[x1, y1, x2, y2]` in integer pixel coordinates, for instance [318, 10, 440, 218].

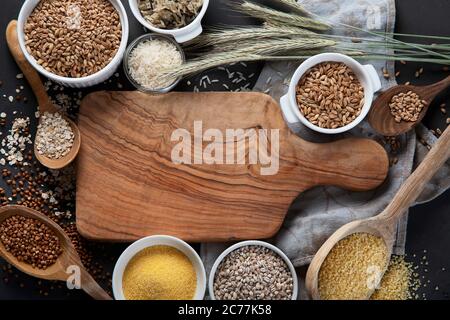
[112, 235, 206, 300]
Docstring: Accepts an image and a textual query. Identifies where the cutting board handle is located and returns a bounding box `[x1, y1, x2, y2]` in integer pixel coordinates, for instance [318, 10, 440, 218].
[285, 133, 389, 191]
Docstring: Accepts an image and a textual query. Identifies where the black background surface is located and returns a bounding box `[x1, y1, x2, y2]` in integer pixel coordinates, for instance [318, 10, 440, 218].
[0, 0, 449, 300]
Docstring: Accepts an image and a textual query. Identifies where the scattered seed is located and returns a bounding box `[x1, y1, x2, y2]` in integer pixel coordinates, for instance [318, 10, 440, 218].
[371, 256, 421, 300]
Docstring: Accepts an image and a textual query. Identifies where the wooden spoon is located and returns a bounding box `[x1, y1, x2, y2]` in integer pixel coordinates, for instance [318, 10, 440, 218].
[6, 20, 81, 170]
[368, 75, 450, 136]
[306, 124, 450, 300]
[0, 205, 111, 300]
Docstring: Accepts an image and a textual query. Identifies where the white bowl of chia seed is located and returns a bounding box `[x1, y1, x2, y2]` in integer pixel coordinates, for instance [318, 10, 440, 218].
[209, 240, 298, 300]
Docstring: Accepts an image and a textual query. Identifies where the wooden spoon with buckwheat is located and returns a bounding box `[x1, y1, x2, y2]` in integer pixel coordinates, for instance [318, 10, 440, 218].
[0, 205, 112, 300]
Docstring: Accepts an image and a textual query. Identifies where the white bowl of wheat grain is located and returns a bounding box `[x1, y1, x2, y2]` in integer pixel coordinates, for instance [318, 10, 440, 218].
[17, 0, 129, 88]
[280, 53, 382, 134]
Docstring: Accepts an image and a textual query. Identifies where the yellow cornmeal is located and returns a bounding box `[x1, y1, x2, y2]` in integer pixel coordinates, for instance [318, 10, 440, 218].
[122, 245, 196, 300]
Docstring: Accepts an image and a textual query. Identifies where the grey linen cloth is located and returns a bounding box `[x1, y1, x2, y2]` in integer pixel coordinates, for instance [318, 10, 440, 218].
[201, 0, 450, 294]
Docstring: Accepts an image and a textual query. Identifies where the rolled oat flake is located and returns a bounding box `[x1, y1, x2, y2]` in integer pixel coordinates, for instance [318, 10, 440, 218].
[35, 112, 75, 160]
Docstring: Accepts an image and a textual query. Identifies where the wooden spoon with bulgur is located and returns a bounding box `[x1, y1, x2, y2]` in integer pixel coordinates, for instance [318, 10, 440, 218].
[306, 125, 450, 300]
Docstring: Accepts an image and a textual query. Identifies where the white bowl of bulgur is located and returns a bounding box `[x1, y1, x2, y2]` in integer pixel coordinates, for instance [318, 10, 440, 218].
[280, 53, 382, 134]
[17, 0, 129, 88]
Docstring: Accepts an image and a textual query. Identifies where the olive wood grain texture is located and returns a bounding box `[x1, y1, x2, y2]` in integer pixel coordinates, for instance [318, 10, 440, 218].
[368, 75, 450, 136]
[6, 20, 81, 170]
[76, 91, 389, 242]
[306, 125, 450, 300]
[0, 205, 111, 300]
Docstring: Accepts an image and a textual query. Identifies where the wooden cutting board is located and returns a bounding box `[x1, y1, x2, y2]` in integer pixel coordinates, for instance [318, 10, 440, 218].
[76, 91, 388, 242]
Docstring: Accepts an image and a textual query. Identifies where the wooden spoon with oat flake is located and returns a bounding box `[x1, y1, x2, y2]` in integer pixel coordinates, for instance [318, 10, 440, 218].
[368, 75, 450, 136]
[306, 125, 450, 300]
[0, 205, 111, 300]
[6, 20, 81, 169]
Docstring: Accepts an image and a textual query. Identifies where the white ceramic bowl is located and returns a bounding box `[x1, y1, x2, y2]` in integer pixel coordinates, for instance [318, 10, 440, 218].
[17, 0, 129, 88]
[209, 240, 298, 300]
[123, 33, 186, 93]
[280, 53, 382, 134]
[112, 235, 206, 300]
[129, 0, 209, 43]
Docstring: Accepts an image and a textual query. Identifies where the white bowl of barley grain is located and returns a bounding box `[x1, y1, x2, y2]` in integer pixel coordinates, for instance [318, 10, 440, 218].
[17, 0, 129, 88]
[280, 53, 382, 134]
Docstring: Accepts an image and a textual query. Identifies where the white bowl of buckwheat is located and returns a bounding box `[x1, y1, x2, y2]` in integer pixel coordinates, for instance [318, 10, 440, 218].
[17, 0, 129, 88]
[209, 241, 298, 300]
[280, 53, 382, 134]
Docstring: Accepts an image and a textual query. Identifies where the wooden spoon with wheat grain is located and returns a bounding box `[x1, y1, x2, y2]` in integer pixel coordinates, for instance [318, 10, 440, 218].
[368, 75, 450, 136]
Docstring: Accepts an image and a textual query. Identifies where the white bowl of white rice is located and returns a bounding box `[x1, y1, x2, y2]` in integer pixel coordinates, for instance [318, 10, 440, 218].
[123, 33, 185, 93]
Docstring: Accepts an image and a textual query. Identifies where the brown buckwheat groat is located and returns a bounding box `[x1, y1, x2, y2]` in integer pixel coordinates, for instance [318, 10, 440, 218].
[0, 215, 63, 270]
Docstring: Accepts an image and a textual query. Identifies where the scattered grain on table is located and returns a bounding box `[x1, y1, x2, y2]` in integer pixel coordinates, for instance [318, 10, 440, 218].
[0, 77, 113, 297]
[371, 255, 421, 300]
